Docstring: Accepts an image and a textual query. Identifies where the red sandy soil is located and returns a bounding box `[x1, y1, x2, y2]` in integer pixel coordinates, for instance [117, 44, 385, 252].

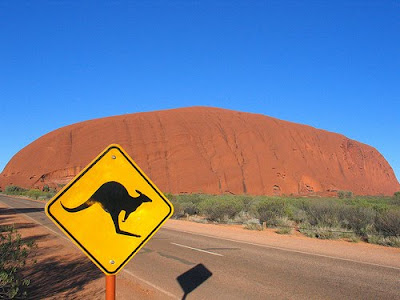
[1, 107, 399, 196]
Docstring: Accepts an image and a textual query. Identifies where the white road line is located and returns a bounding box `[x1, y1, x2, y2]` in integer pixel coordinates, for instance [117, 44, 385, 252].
[171, 242, 224, 257]
[0, 199, 180, 300]
[165, 228, 400, 271]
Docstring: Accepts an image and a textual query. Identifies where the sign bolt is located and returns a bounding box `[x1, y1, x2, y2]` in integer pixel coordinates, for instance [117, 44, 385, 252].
[110, 260, 115, 265]
[111, 155, 116, 159]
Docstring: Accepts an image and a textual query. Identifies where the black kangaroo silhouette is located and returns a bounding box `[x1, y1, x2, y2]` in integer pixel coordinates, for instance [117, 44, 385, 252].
[61, 181, 152, 237]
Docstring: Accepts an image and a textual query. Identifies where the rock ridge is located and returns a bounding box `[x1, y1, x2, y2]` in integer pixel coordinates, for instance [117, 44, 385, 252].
[1, 106, 399, 196]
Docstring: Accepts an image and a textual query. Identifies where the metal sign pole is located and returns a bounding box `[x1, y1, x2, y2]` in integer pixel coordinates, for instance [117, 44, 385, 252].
[106, 275, 116, 300]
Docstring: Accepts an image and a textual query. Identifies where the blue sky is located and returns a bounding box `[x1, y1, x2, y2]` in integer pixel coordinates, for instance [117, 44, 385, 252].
[1, 1, 399, 181]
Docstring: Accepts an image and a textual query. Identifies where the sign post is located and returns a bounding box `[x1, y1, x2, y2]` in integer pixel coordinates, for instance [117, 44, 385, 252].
[45, 144, 174, 296]
[106, 275, 116, 300]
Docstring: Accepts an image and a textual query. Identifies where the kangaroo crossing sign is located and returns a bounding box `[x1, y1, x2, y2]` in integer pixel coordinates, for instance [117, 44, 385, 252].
[45, 144, 174, 275]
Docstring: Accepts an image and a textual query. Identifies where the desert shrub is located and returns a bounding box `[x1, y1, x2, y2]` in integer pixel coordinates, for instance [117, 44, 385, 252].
[273, 217, 294, 234]
[24, 190, 42, 200]
[171, 201, 184, 219]
[164, 193, 174, 201]
[4, 186, 27, 195]
[181, 202, 199, 215]
[276, 227, 292, 234]
[291, 208, 308, 223]
[243, 218, 263, 231]
[367, 235, 400, 247]
[374, 209, 400, 237]
[273, 216, 294, 227]
[392, 192, 400, 205]
[299, 224, 355, 240]
[337, 190, 353, 199]
[0, 225, 36, 299]
[239, 196, 255, 212]
[298, 200, 341, 227]
[199, 197, 244, 222]
[45, 191, 56, 200]
[254, 199, 290, 226]
[230, 211, 255, 224]
[339, 206, 376, 236]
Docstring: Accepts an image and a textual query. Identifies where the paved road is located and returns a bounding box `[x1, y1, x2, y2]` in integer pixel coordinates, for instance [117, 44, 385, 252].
[1, 195, 399, 299]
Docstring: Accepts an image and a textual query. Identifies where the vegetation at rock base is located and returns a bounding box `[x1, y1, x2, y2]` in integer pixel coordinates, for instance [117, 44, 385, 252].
[3, 185, 56, 200]
[168, 192, 400, 247]
[2, 186, 400, 247]
[0, 225, 36, 299]
[393, 191, 400, 202]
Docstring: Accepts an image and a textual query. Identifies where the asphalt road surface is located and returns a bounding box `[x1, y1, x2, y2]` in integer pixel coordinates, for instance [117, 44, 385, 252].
[1, 195, 399, 299]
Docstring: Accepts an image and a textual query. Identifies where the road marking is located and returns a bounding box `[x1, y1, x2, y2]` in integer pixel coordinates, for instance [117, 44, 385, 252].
[0, 199, 180, 300]
[171, 242, 224, 257]
[165, 228, 400, 271]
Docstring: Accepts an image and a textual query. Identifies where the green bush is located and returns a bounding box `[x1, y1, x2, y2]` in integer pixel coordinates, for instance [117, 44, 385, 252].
[374, 209, 400, 237]
[181, 202, 199, 216]
[338, 190, 353, 199]
[392, 192, 400, 205]
[199, 197, 244, 222]
[243, 219, 263, 231]
[254, 199, 289, 226]
[24, 190, 42, 200]
[299, 224, 355, 240]
[163, 193, 400, 247]
[345, 191, 353, 198]
[298, 200, 341, 227]
[367, 234, 400, 247]
[171, 201, 184, 219]
[275, 227, 292, 235]
[340, 206, 376, 236]
[4, 186, 27, 195]
[0, 225, 36, 299]
[3, 185, 56, 200]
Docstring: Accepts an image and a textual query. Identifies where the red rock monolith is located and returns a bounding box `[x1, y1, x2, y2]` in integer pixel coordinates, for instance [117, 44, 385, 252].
[1, 107, 399, 196]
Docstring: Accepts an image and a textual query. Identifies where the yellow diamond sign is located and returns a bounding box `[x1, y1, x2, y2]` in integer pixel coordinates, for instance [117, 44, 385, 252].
[45, 144, 174, 275]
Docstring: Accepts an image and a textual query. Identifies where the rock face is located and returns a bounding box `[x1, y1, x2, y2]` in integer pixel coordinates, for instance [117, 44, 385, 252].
[1, 107, 399, 196]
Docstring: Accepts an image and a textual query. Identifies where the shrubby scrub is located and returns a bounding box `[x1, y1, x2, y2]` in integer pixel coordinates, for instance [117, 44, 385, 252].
[0, 225, 36, 299]
[3, 185, 56, 200]
[168, 192, 400, 247]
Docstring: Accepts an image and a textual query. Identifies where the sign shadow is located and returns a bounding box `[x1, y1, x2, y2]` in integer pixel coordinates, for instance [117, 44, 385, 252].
[177, 263, 212, 300]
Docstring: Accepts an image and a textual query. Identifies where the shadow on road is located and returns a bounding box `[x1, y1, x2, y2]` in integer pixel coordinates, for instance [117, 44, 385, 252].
[177, 263, 212, 300]
[26, 256, 103, 299]
[12, 222, 40, 230]
[0, 207, 44, 215]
